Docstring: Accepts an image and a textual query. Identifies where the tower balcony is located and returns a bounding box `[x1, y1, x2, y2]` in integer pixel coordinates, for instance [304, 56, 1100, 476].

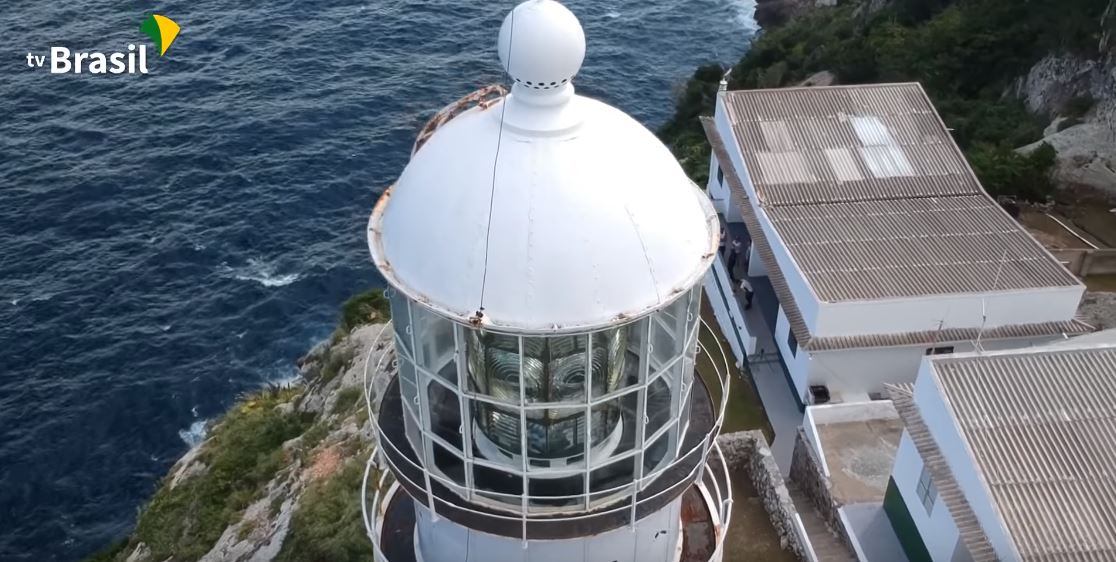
[358, 314, 734, 562]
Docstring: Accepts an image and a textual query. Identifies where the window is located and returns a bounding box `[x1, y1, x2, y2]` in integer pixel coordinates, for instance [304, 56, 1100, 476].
[716, 166, 724, 187]
[926, 346, 955, 356]
[916, 465, 937, 515]
[786, 330, 798, 357]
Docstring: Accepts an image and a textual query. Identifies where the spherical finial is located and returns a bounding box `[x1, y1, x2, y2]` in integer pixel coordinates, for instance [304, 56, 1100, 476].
[497, 0, 586, 92]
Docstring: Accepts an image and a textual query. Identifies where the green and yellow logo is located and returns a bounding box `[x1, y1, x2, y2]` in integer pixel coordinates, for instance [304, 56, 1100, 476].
[140, 14, 181, 56]
[26, 12, 181, 74]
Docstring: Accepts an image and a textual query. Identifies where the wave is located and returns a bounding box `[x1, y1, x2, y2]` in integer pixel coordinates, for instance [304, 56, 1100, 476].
[731, 0, 760, 32]
[223, 258, 302, 288]
[178, 420, 208, 448]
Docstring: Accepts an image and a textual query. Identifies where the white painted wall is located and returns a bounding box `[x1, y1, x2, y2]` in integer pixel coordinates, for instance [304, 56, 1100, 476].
[705, 255, 757, 364]
[413, 496, 683, 562]
[814, 286, 1085, 338]
[891, 431, 962, 561]
[747, 244, 767, 277]
[775, 306, 811, 404]
[805, 335, 1062, 398]
[913, 368, 1020, 561]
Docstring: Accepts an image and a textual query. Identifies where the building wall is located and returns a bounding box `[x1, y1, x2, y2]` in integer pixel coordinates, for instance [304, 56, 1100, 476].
[775, 305, 811, 404]
[803, 335, 1062, 398]
[913, 370, 1020, 561]
[888, 431, 963, 561]
[814, 286, 1085, 338]
[413, 496, 683, 562]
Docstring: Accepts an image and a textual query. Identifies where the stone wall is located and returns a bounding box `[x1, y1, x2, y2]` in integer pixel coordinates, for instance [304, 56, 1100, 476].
[1049, 248, 1116, 277]
[789, 429, 857, 555]
[717, 431, 809, 561]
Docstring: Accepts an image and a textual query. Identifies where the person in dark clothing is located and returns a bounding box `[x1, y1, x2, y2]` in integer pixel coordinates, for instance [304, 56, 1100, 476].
[727, 239, 743, 282]
[739, 277, 754, 310]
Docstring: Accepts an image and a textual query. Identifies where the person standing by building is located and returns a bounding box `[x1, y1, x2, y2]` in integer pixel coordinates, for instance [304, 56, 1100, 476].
[738, 277, 754, 310]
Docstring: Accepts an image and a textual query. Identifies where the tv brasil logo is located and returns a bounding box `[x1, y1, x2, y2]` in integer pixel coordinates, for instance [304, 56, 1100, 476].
[25, 14, 179, 74]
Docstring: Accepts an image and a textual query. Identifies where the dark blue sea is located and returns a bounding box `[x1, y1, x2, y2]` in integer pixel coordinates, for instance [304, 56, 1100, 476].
[0, 1, 755, 559]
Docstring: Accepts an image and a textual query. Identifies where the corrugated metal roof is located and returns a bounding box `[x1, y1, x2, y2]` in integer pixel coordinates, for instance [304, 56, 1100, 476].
[767, 195, 1081, 301]
[718, 83, 1081, 303]
[931, 347, 1116, 561]
[723, 84, 977, 206]
[700, 117, 1091, 352]
[888, 384, 999, 561]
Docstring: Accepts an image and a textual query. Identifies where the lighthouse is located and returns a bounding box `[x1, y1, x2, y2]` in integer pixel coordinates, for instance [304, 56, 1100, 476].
[361, 1, 732, 561]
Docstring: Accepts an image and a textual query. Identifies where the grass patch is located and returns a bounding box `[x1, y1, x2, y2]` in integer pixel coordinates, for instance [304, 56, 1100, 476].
[121, 388, 312, 561]
[316, 346, 356, 385]
[338, 289, 391, 335]
[697, 298, 774, 440]
[273, 458, 376, 562]
[331, 387, 363, 417]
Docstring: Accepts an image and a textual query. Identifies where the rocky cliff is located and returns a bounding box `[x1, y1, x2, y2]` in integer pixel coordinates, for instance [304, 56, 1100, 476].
[1015, 0, 1116, 198]
[88, 292, 392, 562]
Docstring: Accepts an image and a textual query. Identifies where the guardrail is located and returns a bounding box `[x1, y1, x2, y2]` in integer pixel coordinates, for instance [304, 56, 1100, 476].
[359, 319, 734, 560]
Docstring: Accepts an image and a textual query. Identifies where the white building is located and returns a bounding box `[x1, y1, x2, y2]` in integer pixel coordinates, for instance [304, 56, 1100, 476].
[702, 83, 1089, 408]
[360, 2, 733, 561]
[884, 336, 1116, 561]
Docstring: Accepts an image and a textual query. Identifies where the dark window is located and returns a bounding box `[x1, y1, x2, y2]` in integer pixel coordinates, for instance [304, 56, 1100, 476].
[786, 330, 798, 357]
[925, 346, 955, 356]
[716, 166, 724, 187]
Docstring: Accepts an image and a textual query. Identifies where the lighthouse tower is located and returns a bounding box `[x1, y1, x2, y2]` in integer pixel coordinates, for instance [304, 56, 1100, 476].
[362, 2, 732, 561]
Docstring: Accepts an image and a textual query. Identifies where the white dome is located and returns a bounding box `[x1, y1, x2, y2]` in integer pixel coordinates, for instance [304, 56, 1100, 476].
[368, 0, 718, 334]
[498, 0, 585, 91]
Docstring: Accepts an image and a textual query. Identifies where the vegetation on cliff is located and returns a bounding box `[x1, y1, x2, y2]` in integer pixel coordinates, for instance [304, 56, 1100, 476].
[660, 0, 1113, 201]
[89, 289, 390, 562]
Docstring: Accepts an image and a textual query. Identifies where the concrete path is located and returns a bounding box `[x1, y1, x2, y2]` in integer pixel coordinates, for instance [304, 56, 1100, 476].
[733, 288, 805, 476]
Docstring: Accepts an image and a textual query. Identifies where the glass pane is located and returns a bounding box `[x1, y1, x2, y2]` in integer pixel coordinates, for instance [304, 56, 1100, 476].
[646, 376, 673, 439]
[521, 334, 588, 404]
[432, 440, 467, 487]
[589, 326, 638, 399]
[649, 295, 688, 374]
[590, 455, 636, 494]
[528, 474, 585, 508]
[590, 391, 638, 464]
[643, 428, 672, 476]
[413, 307, 456, 378]
[525, 407, 586, 461]
[473, 464, 522, 500]
[428, 380, 463, 450]
[467, 331, 521, 404]
[398, 356, 419, 407]
[389, 289, 412, 355]
[472, 400, 522, 458]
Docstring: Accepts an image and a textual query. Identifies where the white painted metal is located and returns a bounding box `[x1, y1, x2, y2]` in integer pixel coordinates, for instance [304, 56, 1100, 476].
[367, 0, 719, 335]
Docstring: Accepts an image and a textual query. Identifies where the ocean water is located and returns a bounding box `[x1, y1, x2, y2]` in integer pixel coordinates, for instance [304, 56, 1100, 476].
[0, 0, 756, 559]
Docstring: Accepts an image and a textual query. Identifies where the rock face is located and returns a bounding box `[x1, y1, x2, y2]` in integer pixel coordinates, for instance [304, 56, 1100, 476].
[1013, 0, 1116, 198]
[97, 322, 395, 562]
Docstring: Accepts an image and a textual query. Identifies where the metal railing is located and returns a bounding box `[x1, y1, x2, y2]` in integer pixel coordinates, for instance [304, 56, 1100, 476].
[359, 319, 735, 560]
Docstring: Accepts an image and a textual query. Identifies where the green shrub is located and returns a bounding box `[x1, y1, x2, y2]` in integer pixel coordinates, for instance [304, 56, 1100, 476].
[338, 289, 391, 335]
[966, 142, 1057, 201]
[331, 387, 363, 417]
[274, 459, 375, 562]
[126, 388, 311, 561]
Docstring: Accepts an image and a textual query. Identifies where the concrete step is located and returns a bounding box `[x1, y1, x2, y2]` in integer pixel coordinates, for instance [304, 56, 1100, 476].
[786, 484, 857, 562]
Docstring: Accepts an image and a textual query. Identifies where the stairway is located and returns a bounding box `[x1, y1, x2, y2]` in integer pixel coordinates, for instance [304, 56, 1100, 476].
[786, 483, 857, 562]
